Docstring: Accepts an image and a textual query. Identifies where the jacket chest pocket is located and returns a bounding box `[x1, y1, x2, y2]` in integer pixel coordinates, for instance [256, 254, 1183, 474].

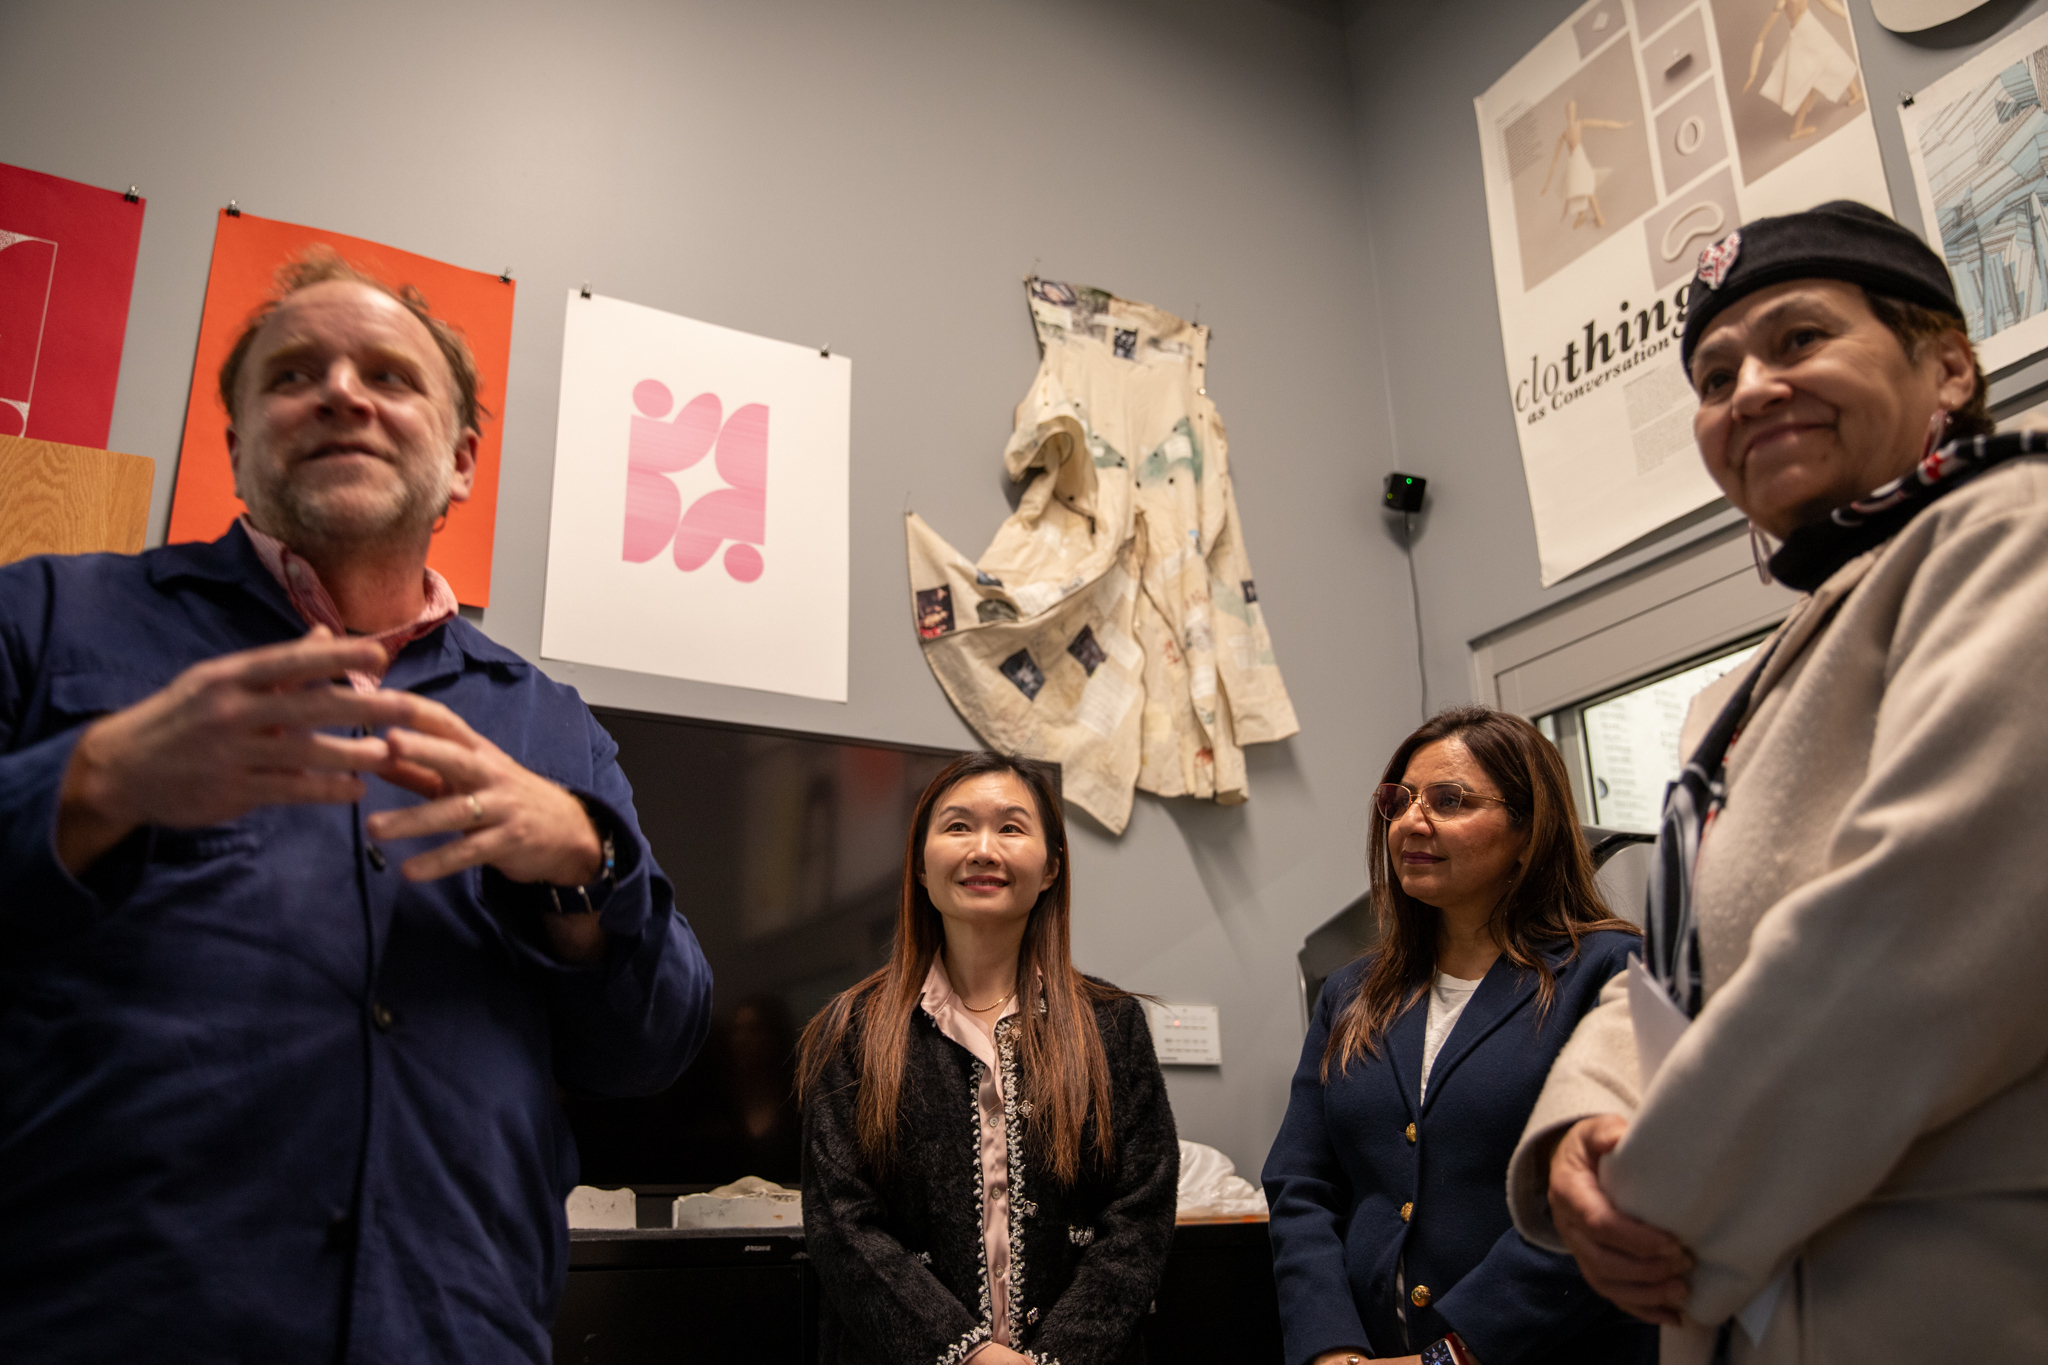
[44, 669, 166, 728]
[150, 823, 262, 865]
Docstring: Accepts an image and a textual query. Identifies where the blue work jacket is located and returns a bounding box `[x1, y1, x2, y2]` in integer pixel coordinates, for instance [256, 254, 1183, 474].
[1262, 931, 1655, 1365]
[0, 527, 713, 1363]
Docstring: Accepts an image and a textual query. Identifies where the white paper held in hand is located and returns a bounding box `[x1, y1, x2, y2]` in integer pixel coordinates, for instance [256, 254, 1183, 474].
[1624, 953, 1689, 1080]
[1624, 954, 1788, 1348]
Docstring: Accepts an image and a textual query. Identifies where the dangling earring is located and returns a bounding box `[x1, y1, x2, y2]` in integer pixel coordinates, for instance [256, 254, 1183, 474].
[1923, 408, 1950, 462]
[1749, 521, 1776, 584]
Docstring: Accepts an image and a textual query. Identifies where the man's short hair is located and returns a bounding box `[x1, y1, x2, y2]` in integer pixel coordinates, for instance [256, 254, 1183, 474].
[217, 249, 487, 436]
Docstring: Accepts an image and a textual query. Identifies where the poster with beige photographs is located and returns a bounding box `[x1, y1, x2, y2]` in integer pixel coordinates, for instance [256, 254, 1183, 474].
[1476, 0, 1891, 586]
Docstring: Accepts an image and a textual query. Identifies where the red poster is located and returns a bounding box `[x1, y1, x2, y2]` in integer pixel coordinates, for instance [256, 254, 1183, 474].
[0, 163, 145, 448]
[167, 211, 514, 607]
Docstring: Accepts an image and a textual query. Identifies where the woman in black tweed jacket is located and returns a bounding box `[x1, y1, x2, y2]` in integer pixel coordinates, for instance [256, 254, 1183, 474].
[798, 753, 1178, 1365]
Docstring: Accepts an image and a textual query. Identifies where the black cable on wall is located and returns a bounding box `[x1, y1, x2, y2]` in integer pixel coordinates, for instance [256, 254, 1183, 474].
[1402, 511, 1428, 720]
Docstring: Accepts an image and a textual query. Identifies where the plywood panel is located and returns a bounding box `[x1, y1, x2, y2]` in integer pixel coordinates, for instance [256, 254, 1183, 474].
[0, 433, 155, 565]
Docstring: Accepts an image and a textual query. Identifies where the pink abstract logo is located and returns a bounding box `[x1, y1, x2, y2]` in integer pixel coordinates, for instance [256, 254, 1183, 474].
[623, 379, 767, 582]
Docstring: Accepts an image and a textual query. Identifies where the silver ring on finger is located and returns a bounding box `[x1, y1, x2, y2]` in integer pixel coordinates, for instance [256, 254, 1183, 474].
[467, 793, 484, 826]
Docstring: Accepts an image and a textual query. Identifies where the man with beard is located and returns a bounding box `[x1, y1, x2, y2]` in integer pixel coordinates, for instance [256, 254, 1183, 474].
[0, 254, 713, 1363]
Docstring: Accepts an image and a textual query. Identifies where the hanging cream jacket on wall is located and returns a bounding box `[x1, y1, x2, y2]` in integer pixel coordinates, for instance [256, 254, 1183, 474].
[906, 279, 1297, 833]
[1503, 457, 2048, 1363]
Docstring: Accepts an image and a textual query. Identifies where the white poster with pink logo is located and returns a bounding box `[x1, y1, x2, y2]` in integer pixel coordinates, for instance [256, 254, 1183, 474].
[541, 291, 850, 701]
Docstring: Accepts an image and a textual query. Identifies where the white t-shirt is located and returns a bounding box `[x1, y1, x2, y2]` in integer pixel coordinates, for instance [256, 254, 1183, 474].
[1418, 971, 1486, 1102]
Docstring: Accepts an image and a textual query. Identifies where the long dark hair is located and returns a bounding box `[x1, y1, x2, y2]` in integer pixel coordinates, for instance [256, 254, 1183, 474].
[1323, 707, 1638, 1078]
[796, 752, 1126, 1184]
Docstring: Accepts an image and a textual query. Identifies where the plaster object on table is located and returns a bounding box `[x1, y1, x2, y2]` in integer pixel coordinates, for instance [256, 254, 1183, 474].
[672, 1176, 803, 1230]
[1175, 1141, 1268, 1221]
[566, 1185, 638, 1230]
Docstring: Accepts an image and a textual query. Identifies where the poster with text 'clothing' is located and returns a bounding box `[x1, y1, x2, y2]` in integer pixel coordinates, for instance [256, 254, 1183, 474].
[0, 163, 145, 448]
[542, 292, 850, 702]
[165, 210, 513, 607]
[1901, 8, 2048, 376]
[1477, 0, 1890, 585]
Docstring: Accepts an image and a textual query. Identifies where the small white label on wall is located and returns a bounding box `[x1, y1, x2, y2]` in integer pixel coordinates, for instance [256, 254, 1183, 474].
[1145, 1003, 1222, 1066]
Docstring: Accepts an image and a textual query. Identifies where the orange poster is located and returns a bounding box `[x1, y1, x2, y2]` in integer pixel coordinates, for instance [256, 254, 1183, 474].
[166, 210, 514, 606]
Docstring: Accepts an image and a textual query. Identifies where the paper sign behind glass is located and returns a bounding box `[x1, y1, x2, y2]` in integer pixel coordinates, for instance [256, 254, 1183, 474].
[164, 210, 513, 607]
[542, 292, 850, 702]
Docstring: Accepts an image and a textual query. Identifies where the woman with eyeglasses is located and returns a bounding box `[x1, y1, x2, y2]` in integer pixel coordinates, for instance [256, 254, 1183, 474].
[1262, 708, 1652, 1365]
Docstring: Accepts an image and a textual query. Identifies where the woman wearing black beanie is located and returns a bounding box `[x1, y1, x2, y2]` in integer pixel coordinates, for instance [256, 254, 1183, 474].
[1507, 200, 2048, 1362]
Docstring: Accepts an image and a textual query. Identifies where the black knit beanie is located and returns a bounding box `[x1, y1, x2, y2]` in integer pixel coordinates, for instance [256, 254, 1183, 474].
[1679, 200, 1963, 371]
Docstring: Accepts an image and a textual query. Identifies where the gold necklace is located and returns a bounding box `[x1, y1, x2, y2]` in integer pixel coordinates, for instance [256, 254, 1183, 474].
[961, 991, 1015, 1013]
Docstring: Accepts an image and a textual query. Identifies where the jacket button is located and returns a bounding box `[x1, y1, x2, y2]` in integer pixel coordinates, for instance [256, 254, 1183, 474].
[367, 846, 387, 872]
[1400, 1202, 1413, 1222]
[1405, 1123, 1417, 1144]
[372, 1002, 395, 1032]
[1410, 1284, 1431, 1308]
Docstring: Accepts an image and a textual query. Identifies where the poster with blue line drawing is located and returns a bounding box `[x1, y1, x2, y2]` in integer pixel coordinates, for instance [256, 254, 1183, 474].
[1903, 9, 2048, 374]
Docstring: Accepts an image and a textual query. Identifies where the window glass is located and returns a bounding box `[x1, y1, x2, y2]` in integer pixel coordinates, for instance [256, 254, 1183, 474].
[1577, 640, 1763, 833]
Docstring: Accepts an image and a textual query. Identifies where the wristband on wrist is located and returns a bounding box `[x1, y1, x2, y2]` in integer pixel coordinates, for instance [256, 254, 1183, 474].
[546, 799, 617, 916]
[1422, 1333, 1474, 1365]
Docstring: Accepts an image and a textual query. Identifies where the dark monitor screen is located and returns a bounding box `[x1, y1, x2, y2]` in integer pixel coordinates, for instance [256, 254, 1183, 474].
[562, 707, 962, 1188]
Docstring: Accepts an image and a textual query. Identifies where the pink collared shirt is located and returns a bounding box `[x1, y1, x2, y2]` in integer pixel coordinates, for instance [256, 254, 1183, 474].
[919, 957, 1022, 1355]
[241, 517, 459, 691]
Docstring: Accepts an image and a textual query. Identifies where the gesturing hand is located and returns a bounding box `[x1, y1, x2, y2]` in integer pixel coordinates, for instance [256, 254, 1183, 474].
[1549, 1115, 1693, 1325]
[361, 692, 602, 889]
[58, 628, 407, 874]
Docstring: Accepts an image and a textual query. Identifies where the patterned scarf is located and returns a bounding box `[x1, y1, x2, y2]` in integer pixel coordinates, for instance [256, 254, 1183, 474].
[1646, 430, 2044, 1012]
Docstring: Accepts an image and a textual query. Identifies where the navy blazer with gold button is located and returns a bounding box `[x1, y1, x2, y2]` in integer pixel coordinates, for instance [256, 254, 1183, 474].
[1261, 931, 1655, 1365]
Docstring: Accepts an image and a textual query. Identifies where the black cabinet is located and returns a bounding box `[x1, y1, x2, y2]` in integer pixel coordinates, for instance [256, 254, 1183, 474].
[1144, 1220, 1283, 1363]
[554, 1221, 1280, 1365]
[554, 1229, 818, 1365]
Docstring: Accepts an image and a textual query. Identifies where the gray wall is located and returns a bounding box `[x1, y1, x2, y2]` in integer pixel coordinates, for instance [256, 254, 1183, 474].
[1343, 0, 2048, 709]
[0, 0, 1413, 1178]
[19, 0, 2018, 1194]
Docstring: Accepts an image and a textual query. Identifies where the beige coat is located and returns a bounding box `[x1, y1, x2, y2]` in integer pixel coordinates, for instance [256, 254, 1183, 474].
[1507, 456, 2048, 1362]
